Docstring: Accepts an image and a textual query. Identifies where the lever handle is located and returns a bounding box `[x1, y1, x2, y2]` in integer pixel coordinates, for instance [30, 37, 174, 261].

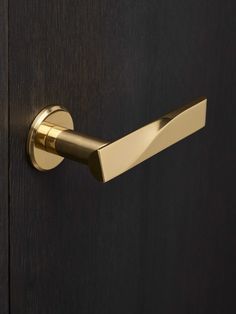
[27, 98, 207, 182]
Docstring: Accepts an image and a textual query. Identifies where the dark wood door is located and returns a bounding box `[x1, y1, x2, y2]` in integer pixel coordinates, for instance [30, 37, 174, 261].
[0, 1, 235, 313]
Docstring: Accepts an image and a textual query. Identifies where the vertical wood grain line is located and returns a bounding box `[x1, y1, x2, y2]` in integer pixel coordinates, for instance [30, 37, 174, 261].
[0, 0, 9, 313]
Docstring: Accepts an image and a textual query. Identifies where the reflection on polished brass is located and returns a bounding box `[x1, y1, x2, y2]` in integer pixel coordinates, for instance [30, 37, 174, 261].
[27, 98, 207, 182]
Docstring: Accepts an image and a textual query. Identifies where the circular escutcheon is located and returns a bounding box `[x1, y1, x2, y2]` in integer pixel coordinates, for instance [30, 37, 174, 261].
[27, 105, 74, 171]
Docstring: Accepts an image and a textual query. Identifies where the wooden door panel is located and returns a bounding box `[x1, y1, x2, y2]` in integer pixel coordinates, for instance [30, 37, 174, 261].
[9, 1, 236, 314]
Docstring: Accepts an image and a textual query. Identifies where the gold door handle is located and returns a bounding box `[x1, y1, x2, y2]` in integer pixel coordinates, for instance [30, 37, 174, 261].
[27, 98, 207, 182]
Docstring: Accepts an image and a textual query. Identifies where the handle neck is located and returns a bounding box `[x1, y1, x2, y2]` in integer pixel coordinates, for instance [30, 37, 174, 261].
[35, 122, 108, 165]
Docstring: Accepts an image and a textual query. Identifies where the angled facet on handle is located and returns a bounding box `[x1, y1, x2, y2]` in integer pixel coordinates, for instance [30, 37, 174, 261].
[27, 98, 207, 182]
[89, 98, 207, 181]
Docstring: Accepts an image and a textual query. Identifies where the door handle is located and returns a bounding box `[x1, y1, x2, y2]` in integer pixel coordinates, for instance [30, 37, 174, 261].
[27, 98, 207, 182]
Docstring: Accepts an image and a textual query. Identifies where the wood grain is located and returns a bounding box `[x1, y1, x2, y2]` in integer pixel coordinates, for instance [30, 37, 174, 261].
[0, 0, 8, 313]
[9, 1, 236, 314]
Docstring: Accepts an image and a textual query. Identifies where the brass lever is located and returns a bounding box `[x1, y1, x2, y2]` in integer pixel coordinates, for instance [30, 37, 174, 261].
[27, 98, 207, 182]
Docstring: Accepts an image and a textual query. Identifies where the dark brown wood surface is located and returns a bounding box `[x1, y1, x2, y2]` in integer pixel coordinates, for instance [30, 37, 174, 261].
[9, 1, 236, 314]
[0, 0, 8, 313]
